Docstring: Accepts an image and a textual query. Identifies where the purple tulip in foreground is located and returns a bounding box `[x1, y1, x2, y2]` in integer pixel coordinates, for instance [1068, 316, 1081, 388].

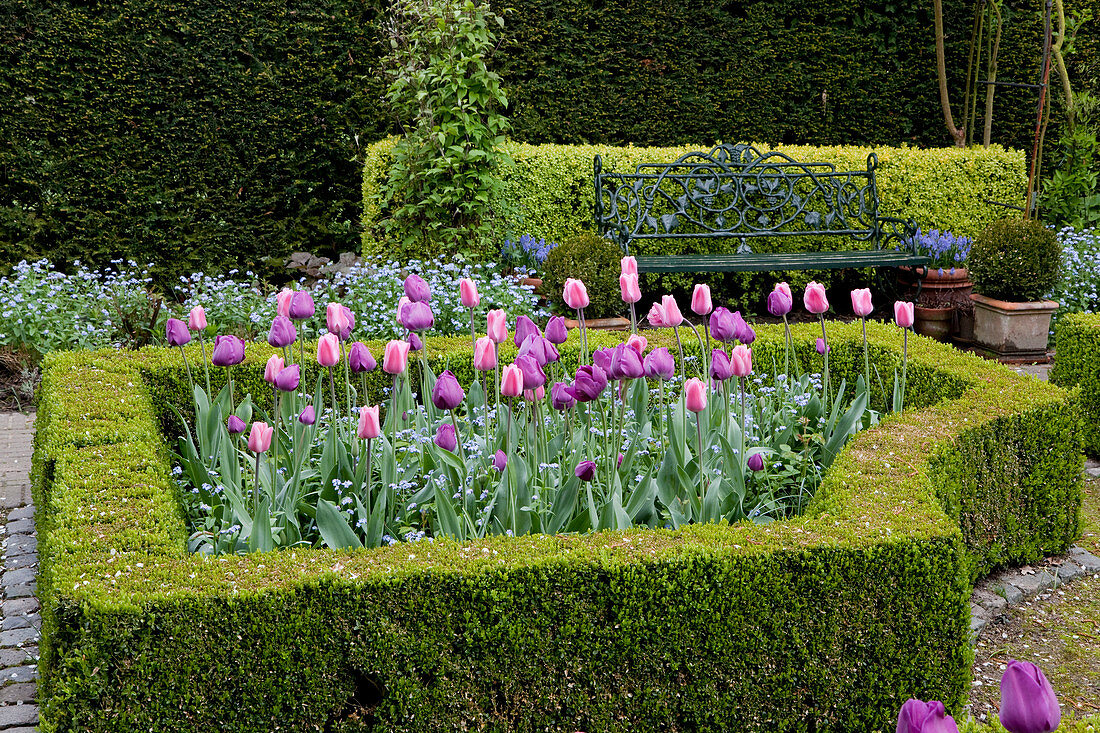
[513, 315, 541, 348]
[644, 347, 675, 380]
[896, 699, 959, 733]
[212, 335, 245, 366]
[545, 316, 568, 345]
[434, 423, 458, 452]
[298, 406, 316, 426]
[710, 349, 732, 382]
[492, 450, 507, 472]
[274, 363, 300, 392]
[288, 291, 315, 321]
[709, 307, 737, 343]
[348, 342, 376, 373]
[166, 318, 191, 347]
[575, 460, 596, 481]
[400, 301, 434, 332]
[431, 370, 465, 411]
[267, 315, 297, 349]
[551, 382, 576, 411]
[611, 343, 644, 380]
[227, 415, 246, 435]
[747, 453, 764, 471]
[573, 365, 608, 402]
[999, 660, 1060, 733]
[404, 273, 431, 302]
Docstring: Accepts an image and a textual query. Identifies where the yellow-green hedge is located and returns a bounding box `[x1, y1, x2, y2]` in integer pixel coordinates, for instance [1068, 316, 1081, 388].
[361, 138, 1027, 257]
[1052, 312, 1100, 456]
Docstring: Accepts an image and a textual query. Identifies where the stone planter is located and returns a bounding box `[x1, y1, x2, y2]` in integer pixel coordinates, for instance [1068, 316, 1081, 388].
[913, 306, 954, 342]
[970, 294, 1059, 358]
[563, 316, 631, 331]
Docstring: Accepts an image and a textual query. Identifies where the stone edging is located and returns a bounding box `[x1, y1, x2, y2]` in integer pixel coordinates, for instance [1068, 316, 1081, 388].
[0, 505, 39, 732]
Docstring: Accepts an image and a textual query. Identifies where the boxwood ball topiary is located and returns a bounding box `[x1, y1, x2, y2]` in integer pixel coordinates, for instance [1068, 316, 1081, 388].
[540, 232, 623, 319]
[969, 218, 1061, 302]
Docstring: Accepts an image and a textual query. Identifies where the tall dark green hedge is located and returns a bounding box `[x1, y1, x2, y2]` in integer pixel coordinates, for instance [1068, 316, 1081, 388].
[0, 0, 392, 287]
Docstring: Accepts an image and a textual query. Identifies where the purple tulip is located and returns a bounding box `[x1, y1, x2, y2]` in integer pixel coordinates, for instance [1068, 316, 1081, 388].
[404, 274, 432, 303]
[736, 318, 756, 345]
[166, 318, 191, 347]
[408, 333, 423, 352]
[611, 343, 644, 380]
[551, 382, 576, 411]
[227, 415, 247, 435]
[434, 423, 458, 452]
[729, 311, 751, 343]
[816, 338, 830, 355]
[348, 342, 376, 373]
[1000, 660, 1060, 733]
[575, 460, 597, 482]
[515, 354, 546, 391]
[288, 291, 315, 321]
[337, 305, 355, 341]
[593, 347, 614, 375]
[399, 301, 434, 332]
[747, 453, 764, 471]
[710, 307, 737, 343]
[573, 365, 608, 402]
[896, 699, 959, 733]
[493, 450, 508, 472]
[267, 315, 297, 348]
[517, 333, 552, 367]
[710, 349, 733, 382]
[274, 363, 300, 392]
[513, 315, 541, 348]
[767, 288, 793, 317]
[431, 370, 465, 410]
[643, 347, 675, 380]
[212, 335, 245, 367]
[545, 316, 568, 345]
[298, 406, 316, 426]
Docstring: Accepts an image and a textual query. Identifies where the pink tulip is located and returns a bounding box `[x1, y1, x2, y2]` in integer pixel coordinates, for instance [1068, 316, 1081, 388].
[501, 363, 524, 397]
[460, 278, 480, 308]
[661, 295, 683, 326]
[382, 340, 410, 375]
[895, 301, 915, 329]
[621, 256, 638, 276]
[264, 354, 285, 385]
[563, 278, 590, 310]
[691, 284, 713, 315]
[730, 344, 752, 377]
[326, 302, 350, 336]
[684, 378, 708, 413]
[626, 334, 648, 357]
[647, 301, 667, 327]
[523, 385, 546, 402]
[487, 309, 508, 344]
[247, 422, 273, 453]
[396, 296, 411, 324]
[357, 405, 381, 440]
[473, 336, 497, 371]
[276, 289, 294, 318]
[851, 288, 873, 318]
[188, 306, 207, 332]
[316, 333, 341, 367]
[804, 282, 829, 314]
[619, 273, 641, 304]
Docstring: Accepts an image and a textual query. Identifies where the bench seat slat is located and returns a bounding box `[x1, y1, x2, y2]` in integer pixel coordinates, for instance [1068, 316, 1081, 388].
[635, 251, 930, 274]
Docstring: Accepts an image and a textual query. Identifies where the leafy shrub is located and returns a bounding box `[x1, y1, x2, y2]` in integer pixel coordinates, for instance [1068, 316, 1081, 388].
[1052, 312, 1100, 456]
[1041, 92, 1100, 229]
[374, 0, 510, 261]
[969, 218, 1062, 301]
[540, 232, 622, 318]
[1048, 226, 1100, 316]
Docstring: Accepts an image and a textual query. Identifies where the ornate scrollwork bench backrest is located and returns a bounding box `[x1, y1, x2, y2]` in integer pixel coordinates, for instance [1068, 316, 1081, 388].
[594, 143, 886, 255]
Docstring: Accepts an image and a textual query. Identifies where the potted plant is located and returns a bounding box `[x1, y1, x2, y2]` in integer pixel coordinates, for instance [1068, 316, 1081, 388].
[540, 231, 630, 329]
[968, 217, 1061, 358]
[899, 228, 973, 341]
[501, 234, 558, 289]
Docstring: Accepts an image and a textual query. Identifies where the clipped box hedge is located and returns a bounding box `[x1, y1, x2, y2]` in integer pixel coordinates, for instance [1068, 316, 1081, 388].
[361, 138, 1027, 258]
[1052, 312, 1100, 457]
[33, 322, 1081, 732]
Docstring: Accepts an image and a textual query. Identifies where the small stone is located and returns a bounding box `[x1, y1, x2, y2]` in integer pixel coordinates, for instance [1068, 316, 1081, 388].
[971, 614, 988, 638]
[992, 583, 1024, 605]
[1011, 571, 1057, 595]
[1068, 547, 1100, 573]
[0, 627, 38, 648]
[971, 602, 991, 620]
[3, 598, 39, 617]
[6, 506, 34, 522]
[4, 519, 34, 535]
[2, 568, 36, 587]
[3, 535, 36, 557]
[0, 682, 36, 705]
[1086, 467, 1100, 478]
[972, 588, 1008, 612]
[4, 665, 37, 683]
[3, 583, 35, 600]
[1056, 562, 1084, 582]
[0, 701, 37, 727]
[1, 616, 31, 631]
[0, 647, 33, 666]
[4, 554, 37, 570]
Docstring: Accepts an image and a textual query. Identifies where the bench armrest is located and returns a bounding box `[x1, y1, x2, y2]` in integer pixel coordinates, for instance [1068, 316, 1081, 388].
[878, 215, 919, 254]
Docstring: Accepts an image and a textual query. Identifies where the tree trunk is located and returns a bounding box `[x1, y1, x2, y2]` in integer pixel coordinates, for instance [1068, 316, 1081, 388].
[935, 0, 966, 147]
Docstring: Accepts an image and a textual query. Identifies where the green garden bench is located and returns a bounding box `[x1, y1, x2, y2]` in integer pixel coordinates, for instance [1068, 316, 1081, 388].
[594, 143, 929, 280]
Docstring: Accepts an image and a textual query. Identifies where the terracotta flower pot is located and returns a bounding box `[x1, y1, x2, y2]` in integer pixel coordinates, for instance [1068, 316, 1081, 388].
[898, 265, 974, 307]
[913, 306, 954, 342]
[970, 294, 1059, 358]
[563, 317, 631, 331]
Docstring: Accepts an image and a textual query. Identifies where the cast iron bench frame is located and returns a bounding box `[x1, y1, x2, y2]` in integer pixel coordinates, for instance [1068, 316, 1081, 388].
[593, 143, 929, 283]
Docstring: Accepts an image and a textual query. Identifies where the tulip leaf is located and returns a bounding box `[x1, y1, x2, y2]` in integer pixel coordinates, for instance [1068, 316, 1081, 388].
[315, 499, 363, 549]
[433, 482, 464, 539]
[623, 473, 656, 522]
[248, 497, 275, 553]
[548, 476, 579, 535]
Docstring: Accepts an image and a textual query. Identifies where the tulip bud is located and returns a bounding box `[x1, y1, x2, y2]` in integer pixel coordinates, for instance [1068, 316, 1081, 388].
[382, 340, 410, 375]
[611, 343, 644, 380]
[357, 405, 381, 440]
[647, 301, 668, 327]
[545, 316, 568, 344]
[563, 278, 590, 310]
[247, 422, 273, 453]
[513, 315, 541, 348]
[500, 364, 524, 397]
[487, 309, 508, 344]
[621, 256, 638, 276]
[276, 289, 294, 318]
[851, 288, 874, 318]
[431, 370, 465, 411]
[816, 338, 830, 355]
[348, 342, 376, 373]
[804, 281, 829, 315]
[767, 283, 793, 317]
[473, 336, 497, 372]
[661, 294, 683, 326]
[709, 307, 736, 342]
[459, 278, 480, 308]
[691, 284, 713, 315]
[166, 318, 191, 347]
[188, 306, 207, 332]
[620, 273, 641, 304]
[575, 460, 597, 482]
[626, 334, 648, 357]
[317, 333, 341, 368]
[999, 660, 1060, 733]
[211, 335, 245, 366]
[267, 315, 297, 348]
[274, 363, 300, 392]
[684, 378, 707, 413]
[227, 415, 247, 435]
[896, 699, 959, 733]
[515, 355, 546, 391]
[404, 273, 432, 302]
[434, 423, 458, 452]
[289, 291, 315, 321]
[747, 453, 764, 472]
[894, 301, 915, 329]
[492, 450, 508, 472]
[729, 344, 752, 378]
[644, 347, 675, 380]
[709, 349, 733, 382]
[573, 365, 608, 402]
[326, 302, 350, 336]
[408, 333, 423, 352]
[298, 406, 316, 426]
[264, 354, 285, 385]
[551, 382, 576, 411]
[400, 301, 434, 332]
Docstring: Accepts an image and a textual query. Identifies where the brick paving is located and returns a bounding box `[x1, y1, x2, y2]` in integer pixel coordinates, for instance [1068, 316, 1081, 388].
[0, 413, 37, 732]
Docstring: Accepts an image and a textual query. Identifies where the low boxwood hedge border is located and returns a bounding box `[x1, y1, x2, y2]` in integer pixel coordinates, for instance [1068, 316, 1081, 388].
[32, 322, 1081, 732]
[1052, 312, 1100, 457]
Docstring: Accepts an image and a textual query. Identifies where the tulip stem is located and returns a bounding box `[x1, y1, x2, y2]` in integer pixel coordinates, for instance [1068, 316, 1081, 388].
[628, 302, 637, 334]
[197, 334, 211, 396]
[178, 346, 195, 393]
[364, 438, 373, 507]
[672, 325, 686, 382]
[739, 377, 747, 477]
[299, 322, 307, 371]
[900, 328, 909, 414]
[273, 391, 280, 494]
[781, 315, 792, 380]
[328, 366, 340, 442]
[576, 308, 589, 365]
[861, 316, 870, 391]
[684, 320, 707, 381]
[696, 413, 705, 510]
[340, 341, 353, 454]
[391, 374, 399, 456]
[818, 315, 830, 407]
[450, 410, 465, 461]
[657, 379, 667, 451]
[469, 308, 477, 361]
[703, 322, 712, 378]
[253, 451, 261, 519]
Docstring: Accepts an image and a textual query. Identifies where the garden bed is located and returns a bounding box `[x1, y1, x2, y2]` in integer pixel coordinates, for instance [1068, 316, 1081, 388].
[32, 322, 1081, 732]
